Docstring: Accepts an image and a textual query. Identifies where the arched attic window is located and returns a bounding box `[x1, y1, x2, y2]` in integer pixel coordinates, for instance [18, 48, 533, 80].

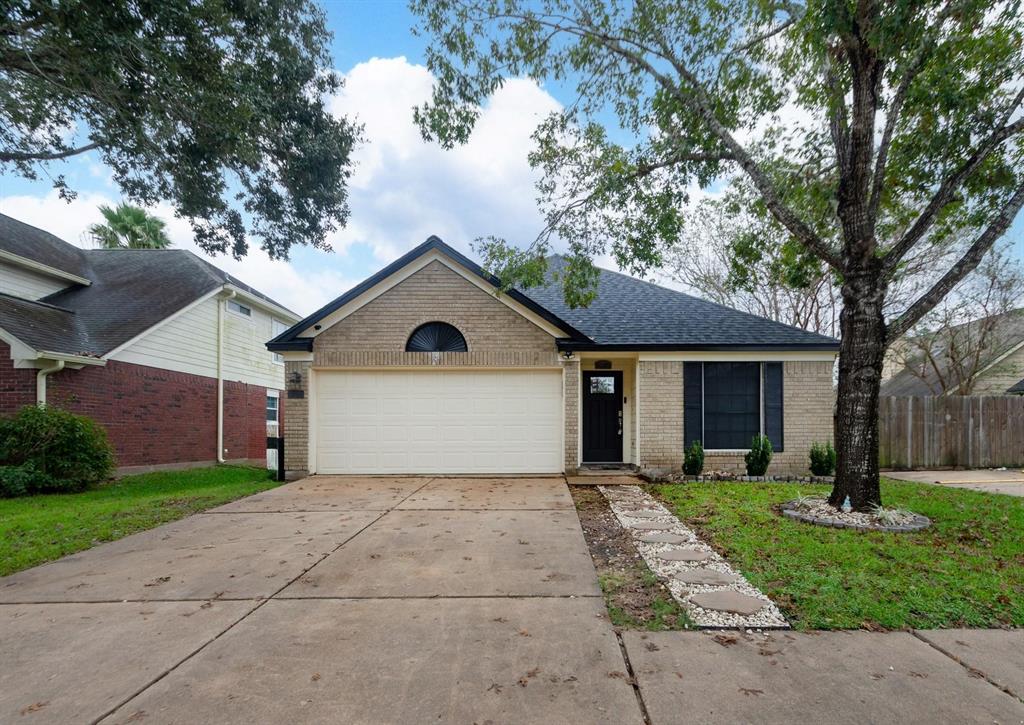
[405, 321, 468, 352]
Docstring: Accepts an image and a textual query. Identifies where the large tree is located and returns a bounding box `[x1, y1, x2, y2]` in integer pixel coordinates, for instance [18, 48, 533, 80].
[0, 0, 359, 259]
[412, 0, 1024, 510]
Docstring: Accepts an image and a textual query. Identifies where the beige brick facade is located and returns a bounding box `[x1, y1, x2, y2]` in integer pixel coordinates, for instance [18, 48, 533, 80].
[563, 359, 580, 472]
[313, 260, 559, 368]
[279, 254, 836, 477]
[282, 360, 310, 474]
[637, 361, 685, 469]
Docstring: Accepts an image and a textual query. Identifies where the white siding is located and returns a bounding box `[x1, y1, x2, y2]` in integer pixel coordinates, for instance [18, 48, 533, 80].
[0, 261, 70, 300]
[110, 294, 288, 389]
[222, 303, 287, 388]
[111, 296, 220, 377]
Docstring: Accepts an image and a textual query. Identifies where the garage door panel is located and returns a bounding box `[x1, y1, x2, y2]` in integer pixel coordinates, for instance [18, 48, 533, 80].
[315, 370, 562, 474]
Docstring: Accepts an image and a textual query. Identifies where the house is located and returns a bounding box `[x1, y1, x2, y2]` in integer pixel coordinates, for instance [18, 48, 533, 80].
[268, 237, 838, 477]
[0, 214, 300, 473]
[881, 310, 1024, 396]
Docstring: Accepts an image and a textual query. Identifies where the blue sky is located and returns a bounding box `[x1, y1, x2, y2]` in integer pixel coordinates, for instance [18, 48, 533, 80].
[0, 0, 1020, 316]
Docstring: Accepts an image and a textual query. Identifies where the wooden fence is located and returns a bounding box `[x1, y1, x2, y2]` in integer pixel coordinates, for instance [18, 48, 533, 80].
[879, 395, 1024, 469]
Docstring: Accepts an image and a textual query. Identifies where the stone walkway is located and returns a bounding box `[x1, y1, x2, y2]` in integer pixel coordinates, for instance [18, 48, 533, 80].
[600, 484, 788, 629]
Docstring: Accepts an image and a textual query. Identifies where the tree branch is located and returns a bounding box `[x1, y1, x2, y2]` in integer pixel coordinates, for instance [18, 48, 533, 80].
[883, 112, 1024, 273]
[886, 183, 1024, 342]
[0, 142, 100, 163]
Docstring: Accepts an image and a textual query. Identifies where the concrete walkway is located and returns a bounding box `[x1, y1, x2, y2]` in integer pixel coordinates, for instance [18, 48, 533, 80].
[0, 476, 1021, 724]
[0, 476, 640, 724]
[886, 468, 1024, 497]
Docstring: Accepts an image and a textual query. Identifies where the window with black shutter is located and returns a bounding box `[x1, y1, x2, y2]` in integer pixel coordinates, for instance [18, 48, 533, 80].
[683, 362, 784, 451]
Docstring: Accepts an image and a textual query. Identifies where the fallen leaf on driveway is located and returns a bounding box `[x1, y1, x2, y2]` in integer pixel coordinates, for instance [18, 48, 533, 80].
[739, 688, 764, 697]
[20, 702, 48, 715]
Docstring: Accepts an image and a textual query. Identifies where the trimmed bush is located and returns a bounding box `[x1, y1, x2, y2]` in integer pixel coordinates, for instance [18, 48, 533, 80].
[744, 434, 773, 476]
[809, 440, 837, 476]
[683, 439, 704, 475]
[0, 405, 115, 496]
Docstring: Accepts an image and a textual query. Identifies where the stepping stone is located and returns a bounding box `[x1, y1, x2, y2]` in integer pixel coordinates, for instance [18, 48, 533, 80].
[673, 568, 739, 586]
[690, 590, 767, 616]
[620, 510, 665, 519]
[639, 533, 689, 544]
[630, 522, 675, 531]
[658, 549, 711, 562]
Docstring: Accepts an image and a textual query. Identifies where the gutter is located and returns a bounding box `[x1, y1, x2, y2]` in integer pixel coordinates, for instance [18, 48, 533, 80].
[217, 289, 236, 463]
[36, 360, 64, 405]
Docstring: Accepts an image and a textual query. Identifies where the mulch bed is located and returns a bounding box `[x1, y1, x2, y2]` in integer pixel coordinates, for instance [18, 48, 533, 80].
[570, 485, 691, 630]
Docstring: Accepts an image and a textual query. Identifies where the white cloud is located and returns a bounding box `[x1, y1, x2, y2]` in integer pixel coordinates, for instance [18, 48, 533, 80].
[327, 57, 560, 263]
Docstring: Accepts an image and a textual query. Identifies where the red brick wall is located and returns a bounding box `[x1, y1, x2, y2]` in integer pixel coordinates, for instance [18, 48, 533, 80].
[0, 343, 274, 468]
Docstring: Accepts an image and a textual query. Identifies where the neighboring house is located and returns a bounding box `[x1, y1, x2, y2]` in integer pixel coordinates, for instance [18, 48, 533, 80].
[268, 237, 838, 477]
[881, 310, 1024, 397]
[0, 214, 300, 473]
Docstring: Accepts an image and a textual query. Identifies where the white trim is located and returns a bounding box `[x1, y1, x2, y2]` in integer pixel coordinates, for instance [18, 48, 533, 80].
[0, 326, 106, 367]
[298, 249, 571, 340]
[280, 351, 314, 363]
[224, 284, 300, 323]
[310, 365, 563, 372]
[307, 368, 318, 474]
[639, 350, 836, 362]
[0, 249, 91, 287]
[103, 288, 222, 360]
[267, 388, 280, 398]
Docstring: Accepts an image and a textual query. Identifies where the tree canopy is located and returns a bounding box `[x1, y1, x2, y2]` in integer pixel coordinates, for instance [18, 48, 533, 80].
[0, 0, 359, 259]
[412, 0, 1024, 509]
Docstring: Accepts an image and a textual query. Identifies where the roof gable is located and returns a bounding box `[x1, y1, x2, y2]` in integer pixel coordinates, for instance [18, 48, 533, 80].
[268, 237, 591, 351]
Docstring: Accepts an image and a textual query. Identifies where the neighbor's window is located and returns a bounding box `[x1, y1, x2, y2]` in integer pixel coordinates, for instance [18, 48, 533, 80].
[684, 361, 784, 451]
[271, 318, 289, 363]
[227, 300, 251, 317]
[266, 394, 279, 422]
[589, 376, 616, 394]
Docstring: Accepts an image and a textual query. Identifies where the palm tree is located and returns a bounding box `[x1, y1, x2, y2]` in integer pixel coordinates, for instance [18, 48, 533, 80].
[88, 204, 172, 249]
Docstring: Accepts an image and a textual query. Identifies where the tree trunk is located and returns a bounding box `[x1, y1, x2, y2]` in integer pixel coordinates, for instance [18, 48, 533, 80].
[829, 264, 887, 511]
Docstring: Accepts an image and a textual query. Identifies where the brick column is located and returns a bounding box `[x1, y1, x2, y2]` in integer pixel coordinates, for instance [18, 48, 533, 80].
[563, 359, 580, 473]
[283, 360, 310, 476]
[637, 360, 684, 470]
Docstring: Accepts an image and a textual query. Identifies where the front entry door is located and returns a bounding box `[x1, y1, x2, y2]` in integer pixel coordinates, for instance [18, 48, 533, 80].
[582, 371, 623, 463]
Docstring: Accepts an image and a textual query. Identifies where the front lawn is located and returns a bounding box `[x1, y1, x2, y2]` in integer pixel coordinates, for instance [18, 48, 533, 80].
[654, 479, 1024, 630]
[0, 465, 280, 577]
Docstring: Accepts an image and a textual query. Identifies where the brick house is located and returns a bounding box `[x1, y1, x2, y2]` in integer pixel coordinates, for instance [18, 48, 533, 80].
[268, 237, 838, 478]
[0, 214, 299, 473]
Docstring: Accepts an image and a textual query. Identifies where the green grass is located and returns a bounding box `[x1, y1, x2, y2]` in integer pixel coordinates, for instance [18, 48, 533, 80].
[0, 465, 281, 577]
[654, 479, 1024, 631]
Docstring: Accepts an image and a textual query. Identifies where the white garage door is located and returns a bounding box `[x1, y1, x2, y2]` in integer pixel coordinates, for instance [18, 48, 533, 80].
[314, 370, 563, 474]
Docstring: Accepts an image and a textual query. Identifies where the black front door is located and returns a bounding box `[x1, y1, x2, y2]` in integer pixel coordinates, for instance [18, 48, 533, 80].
[582, 371, 623, 463]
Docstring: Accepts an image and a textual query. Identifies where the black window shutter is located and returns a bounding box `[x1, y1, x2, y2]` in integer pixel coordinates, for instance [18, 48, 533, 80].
[683, 362, 703, 447]
[764, 362, 784, 452]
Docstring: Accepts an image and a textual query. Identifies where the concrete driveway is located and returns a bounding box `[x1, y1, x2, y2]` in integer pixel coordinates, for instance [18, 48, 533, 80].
[885, 468, 1024, 497]
[0, 476, 642, 724]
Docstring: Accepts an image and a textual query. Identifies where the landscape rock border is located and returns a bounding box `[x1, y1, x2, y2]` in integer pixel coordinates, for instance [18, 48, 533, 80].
[639, 469, 835, 484]
[780, 500, 932, 532]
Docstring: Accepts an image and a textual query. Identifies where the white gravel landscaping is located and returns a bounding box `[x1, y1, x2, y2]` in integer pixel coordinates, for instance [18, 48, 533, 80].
[599, 485, 789, 629]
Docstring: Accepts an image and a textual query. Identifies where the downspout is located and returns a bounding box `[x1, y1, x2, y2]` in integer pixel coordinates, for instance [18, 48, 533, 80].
[36, 360, 65, 406]
[217, 290, 236, 463]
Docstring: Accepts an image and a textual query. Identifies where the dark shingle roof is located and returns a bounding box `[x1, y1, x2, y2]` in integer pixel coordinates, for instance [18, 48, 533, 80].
[1007, 378, 1024, 394]
[0, 213, 92, 279]
[522, 255, 839, 349]
[0, 217, 296, 357]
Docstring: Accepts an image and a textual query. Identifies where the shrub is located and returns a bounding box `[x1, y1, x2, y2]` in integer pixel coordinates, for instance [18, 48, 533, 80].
[0, 405, 115, 495]
[808, 440, 837, 476]
[683, 439, 704, 475]
[744, 434, 773, 476]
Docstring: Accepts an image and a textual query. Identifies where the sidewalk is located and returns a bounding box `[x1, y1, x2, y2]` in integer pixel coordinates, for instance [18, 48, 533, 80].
[886, 469, 1024, 497]
[623, 628, 1024, 724]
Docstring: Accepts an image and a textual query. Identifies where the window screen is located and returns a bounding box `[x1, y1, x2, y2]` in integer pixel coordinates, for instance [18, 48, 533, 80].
[702, 362, 761, 450]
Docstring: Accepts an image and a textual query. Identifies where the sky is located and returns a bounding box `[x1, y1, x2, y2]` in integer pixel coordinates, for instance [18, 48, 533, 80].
[0, 1, 1021, 317]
